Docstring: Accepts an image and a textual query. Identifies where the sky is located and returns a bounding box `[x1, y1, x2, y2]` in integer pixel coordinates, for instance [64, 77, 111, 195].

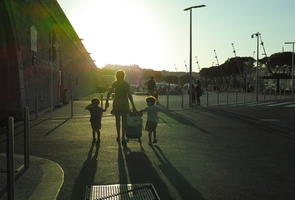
[57, 0, 295, 72]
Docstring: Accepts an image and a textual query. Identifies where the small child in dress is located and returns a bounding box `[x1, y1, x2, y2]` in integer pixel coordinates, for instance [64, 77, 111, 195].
[140, 96, 159, 145]
[85, 98, 106, 142]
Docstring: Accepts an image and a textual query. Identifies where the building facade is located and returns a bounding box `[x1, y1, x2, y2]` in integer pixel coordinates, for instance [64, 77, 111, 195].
[0, 0, 97, 122]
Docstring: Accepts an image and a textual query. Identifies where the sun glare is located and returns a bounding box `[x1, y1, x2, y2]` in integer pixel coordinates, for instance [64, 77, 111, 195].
[71, 0, 169, 69]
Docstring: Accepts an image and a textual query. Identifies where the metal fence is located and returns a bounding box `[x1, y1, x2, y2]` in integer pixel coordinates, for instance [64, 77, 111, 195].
[28, 91, 110, 120]
[158, 89, 293, 110]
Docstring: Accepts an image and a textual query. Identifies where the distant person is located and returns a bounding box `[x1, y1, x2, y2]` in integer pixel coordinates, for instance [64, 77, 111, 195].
[140, 96, 159, 145]
[147, 77, 157, 96]
[85, 98, 107, 142]
[188, 84, 196, 105]
[195, 80, 202, 106]
[105, 70, 136, 144]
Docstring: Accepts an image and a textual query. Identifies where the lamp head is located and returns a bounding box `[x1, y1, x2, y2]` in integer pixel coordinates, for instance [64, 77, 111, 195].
[184, 4, 206, 11]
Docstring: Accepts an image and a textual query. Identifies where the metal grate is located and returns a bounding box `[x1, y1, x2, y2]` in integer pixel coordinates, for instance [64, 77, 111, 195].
[85, 184, 160, 200]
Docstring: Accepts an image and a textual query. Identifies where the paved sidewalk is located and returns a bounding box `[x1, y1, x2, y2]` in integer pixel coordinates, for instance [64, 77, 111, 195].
[2, 95, 295, 200]
[0, 154, 63, 200]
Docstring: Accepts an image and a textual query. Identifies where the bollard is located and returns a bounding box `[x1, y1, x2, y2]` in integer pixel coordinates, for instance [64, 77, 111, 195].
[206, 91, 209, 107]
[7, 117, 15, 200]
[100, 94, 104, 108]
[235, 91, 238, 104]
[217, 91, 220, 105]
[166, 93, 169, 110]
[263, 90, 266, 101]
[70, 90, 73, 118]
[34, 96, 38, 120]
[181, 92, 184, 109]
[24, 107, 30, 169]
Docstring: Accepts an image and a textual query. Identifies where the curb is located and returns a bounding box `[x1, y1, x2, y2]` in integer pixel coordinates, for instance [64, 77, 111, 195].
[0, 155, 64, 200]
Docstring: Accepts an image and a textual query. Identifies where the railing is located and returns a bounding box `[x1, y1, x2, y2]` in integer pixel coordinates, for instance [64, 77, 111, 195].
[30, 90, 107, 120]
[158, 89, 293, 110]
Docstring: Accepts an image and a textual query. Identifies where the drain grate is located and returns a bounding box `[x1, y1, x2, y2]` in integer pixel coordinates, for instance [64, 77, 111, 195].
[85, 184, 160, 200]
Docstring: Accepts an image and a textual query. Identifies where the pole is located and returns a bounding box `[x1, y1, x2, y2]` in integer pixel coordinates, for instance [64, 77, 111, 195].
[7, 117, 15, 200]
[284, 42, 295, 99]
[100, 94, 104, 108]
[181, 90, 184, 108]
[217, 91, 220, 105]
[34, 96, 38, 120]
[70, 90, 73, 118]
[184, 5, 206, 106]
[256, 33, 259, 102]
[24, 107, 30, 169]
[50, 65, 54, 119]
[206, 90, 209, 107]
[166, 92, 169, 110]
[189, 9, 193, 107]
[292, 43, 294, 100]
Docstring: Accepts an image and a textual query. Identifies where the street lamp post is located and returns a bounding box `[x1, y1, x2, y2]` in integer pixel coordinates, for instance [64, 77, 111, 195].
[251, 32, 261, 102]
[284, 42, 295, 100]
[184, 5, 206, 107]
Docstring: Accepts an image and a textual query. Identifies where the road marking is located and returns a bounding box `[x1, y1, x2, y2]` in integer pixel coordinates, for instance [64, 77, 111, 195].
[266, 102, 294, 107]
[230, 102, 259, 106]
[285, 104, 295, 108]
[259, 119, 279, 122]
[247, 102, 276, 106]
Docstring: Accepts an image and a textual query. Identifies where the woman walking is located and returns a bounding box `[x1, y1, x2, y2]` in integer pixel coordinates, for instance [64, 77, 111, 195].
[105, 70, 136, 144]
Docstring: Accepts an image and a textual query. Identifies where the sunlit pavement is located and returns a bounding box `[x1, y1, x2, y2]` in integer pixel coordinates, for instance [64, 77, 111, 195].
[10, 95, 295, 200]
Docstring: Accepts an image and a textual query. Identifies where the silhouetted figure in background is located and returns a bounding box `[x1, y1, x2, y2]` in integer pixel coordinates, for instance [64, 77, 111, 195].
[85, 98, 107, 142]
[147, 77, 158, 102]
[195, 80, 202, 106]
[188, 84, 196, 105]
[147, 77, 156, 94]
[105, 70, 136, 144]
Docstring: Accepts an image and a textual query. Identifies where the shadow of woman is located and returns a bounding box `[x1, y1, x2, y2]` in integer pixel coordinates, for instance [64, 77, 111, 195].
[151, 145, 206, 200]
[70, 141, 100, 200]
[118, 142, 128, 184]
[121, 144, 174, 199]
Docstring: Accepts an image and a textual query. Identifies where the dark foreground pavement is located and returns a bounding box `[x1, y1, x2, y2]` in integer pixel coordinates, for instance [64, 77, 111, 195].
[2, 95, 295, 200]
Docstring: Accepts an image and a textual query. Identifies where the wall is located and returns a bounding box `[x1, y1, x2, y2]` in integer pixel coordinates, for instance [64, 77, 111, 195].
[0, 0, 97, 122]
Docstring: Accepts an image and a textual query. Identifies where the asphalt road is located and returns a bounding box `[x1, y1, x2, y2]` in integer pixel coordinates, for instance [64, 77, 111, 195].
[8, 94, 295, 200]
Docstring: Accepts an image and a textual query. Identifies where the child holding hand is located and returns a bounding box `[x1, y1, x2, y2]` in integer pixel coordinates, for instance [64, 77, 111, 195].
[140, 96, 159, 145]
[85, 98, 107, 142]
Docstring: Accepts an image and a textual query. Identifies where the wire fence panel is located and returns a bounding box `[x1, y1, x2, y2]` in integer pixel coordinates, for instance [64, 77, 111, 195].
[158, 90, 293, 111]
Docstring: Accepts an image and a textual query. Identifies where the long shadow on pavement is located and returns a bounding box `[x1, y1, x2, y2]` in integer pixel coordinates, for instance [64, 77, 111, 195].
[159, 108, 210, 135]
[45, 118, 70, 136]
[122, 144, 174, 199]
[70, 141, 100, 200]
[118, 143, 128, 184]
[151, 145, 206, 200]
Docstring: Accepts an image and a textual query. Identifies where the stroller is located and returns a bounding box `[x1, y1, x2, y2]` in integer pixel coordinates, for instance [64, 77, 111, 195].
[125, 112, 142, 143]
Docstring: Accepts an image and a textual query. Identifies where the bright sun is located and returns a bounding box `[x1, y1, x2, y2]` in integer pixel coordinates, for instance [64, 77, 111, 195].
[72, 0, 170, 69]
